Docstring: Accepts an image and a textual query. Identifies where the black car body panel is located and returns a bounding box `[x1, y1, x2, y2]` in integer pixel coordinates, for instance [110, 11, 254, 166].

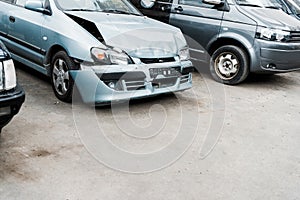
[0, 41, 25, 132]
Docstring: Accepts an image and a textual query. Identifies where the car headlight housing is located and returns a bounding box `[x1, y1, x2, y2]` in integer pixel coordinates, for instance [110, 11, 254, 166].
[179, 46, 190, 61]
[0, 59, 17, 91]
[91, 47, 132, 65]
[256, 27, 290, 42]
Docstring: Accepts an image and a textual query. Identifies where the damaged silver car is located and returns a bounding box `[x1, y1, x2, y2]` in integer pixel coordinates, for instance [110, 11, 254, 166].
[0, 0, 193, 104]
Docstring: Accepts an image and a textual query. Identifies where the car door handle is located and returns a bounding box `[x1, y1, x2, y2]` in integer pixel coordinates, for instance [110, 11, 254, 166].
[174, 6, 183, 12]
[9, 16, 15, 23]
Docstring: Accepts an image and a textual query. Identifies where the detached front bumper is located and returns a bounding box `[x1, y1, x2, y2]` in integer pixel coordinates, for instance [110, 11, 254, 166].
[0, 84, 25, 130]
[253, 39, 300, 73]
[70, 61, 193, 104]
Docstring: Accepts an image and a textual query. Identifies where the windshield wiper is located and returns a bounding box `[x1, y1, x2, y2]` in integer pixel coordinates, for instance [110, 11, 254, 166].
[102, 9, 141, 16]
[238, 3, 263, 7]
[64, 8, 99, 12]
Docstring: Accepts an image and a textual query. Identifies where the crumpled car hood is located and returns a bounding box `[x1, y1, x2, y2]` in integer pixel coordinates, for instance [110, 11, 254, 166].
[65, 11, 187, 58]
[239, 7, 300, 31]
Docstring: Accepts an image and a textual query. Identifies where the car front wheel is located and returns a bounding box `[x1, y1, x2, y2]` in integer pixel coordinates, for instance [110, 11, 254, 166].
[210, 45, 249, 85]
[51, 51, 75, 102]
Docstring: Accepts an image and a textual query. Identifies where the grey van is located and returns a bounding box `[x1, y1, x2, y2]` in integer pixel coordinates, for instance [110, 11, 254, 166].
[131, 0, 300, 84]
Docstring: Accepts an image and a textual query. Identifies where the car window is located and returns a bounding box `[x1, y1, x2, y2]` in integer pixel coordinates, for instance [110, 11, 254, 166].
[16, 0, 44, 7]
[179, 0, 215, 8]
[55, 0, 140, 14]
[0, 0, 15, 3]
[179, 0, 202, 6]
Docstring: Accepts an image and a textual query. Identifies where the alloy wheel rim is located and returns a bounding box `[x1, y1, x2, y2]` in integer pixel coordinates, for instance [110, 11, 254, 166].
[52, 58, 69, 96]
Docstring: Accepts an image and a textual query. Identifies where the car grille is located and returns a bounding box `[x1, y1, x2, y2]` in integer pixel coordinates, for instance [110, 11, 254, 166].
[140, 57, 175, 64]
[97, 72, 146, 91]
[97, 68, 191, 91]
[122, 80, 146, 91]
[180, 74, 190, 84]
[122, 73, 191, 90]
[149, 67, 181, 79]
[152, 77, 177, 88]
[287, 31, 300, 42]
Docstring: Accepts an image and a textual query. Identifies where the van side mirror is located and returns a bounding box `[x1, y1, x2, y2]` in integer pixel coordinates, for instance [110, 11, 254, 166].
[203, 0, 230, 11]
[25, 1, 51, 15]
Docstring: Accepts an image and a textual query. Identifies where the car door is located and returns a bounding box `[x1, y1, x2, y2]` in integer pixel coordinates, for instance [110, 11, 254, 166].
[0, 1, 16, 43]
[5, 0, 46, 65]
[170, 0, 224, 61]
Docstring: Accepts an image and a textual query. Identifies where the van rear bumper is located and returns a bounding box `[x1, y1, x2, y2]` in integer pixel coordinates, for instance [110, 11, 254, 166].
[252, 39, 300, 73]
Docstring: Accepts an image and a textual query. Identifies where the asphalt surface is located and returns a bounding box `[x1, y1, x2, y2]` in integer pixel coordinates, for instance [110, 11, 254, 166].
[0, 63, 299, 200]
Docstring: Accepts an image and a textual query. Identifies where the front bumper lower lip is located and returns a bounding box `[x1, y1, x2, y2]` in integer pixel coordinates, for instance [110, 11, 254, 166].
[70, 62, 193, 104]
[258, 39, 300, 72]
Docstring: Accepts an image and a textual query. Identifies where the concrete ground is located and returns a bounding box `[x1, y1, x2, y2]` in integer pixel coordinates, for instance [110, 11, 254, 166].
[0, 63, 299, 200]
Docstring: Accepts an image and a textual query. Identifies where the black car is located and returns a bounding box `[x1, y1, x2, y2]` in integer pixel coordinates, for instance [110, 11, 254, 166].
[0, 41, 25, 132]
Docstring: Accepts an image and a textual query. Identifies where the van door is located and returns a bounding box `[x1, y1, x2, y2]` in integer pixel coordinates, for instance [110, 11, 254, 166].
[170, 0, 224, 61]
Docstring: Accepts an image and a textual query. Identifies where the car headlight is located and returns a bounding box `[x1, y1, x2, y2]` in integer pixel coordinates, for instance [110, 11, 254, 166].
[0, 59, 17, 91]
[179, 46, 190, 61]
[91, 47, 131, 65]
[256, 27, 290, 42]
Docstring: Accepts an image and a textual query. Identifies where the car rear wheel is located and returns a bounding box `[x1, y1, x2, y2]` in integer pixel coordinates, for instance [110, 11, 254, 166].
[210, 45, 249, 85]
[51, 51, 75, 103]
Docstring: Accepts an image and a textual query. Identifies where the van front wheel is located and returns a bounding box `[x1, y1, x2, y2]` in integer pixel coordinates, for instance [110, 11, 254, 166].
[210, 45, 249, 85]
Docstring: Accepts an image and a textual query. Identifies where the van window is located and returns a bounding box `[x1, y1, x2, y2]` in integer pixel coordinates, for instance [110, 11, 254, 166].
[0, 0, 14, 3]
[284, 0, 300, 15]
[236, 0, 283, 7]
[15, 0, 26, 6]
[179, 0, 215, 8]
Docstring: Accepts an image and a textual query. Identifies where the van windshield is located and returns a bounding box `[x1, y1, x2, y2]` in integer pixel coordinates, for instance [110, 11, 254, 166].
[236, 0, 282, 8]
[283, 0, 300, 15]
[55, 0, 141, 15]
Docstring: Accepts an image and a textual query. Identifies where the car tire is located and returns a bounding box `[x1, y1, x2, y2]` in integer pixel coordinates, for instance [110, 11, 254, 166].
[51, 51, 75, 103]
[210, 45, 249, 85]
[0, 116, 13, 133]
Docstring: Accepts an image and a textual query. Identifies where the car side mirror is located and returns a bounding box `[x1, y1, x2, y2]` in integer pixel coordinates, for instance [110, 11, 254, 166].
[140, 0, 155, 8]
[203, 0, 224, 5]
[25, 1, 51, 15]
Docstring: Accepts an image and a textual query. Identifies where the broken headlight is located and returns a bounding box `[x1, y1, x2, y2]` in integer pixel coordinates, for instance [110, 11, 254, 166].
[91, 47, 132, 65]
[179, 46, 190, 61]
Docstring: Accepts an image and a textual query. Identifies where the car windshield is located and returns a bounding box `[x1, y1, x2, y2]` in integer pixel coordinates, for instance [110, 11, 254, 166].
[236, 0, 282, 8]
[55, 0, 141, 15]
